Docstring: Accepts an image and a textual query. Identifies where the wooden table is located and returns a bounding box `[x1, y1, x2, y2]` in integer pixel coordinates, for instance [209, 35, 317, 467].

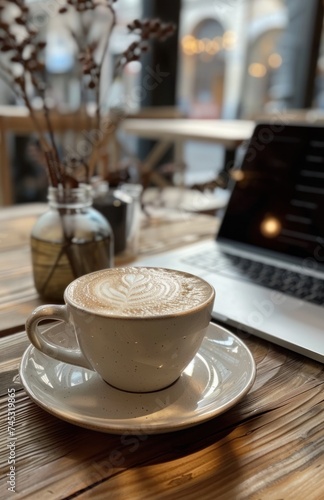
[0, 103, 254, 206]
[121, 118, 255, 185]
[121, 118, 255, 148]
[1, 204, 324, 499]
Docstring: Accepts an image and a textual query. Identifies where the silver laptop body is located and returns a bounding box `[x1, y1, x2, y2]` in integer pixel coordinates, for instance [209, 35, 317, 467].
[135, 123, 324, 363]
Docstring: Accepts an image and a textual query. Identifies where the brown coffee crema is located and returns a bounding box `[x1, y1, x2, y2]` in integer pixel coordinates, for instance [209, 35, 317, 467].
[67, 267, 214, 317]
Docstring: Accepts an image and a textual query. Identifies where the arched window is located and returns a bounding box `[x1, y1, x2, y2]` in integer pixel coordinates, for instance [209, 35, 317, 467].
[241, 28, 284, 118]
[181, 18, 226, 117]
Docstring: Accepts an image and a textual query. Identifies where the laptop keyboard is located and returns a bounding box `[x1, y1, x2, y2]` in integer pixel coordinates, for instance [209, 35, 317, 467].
[182, 250, 324, 306]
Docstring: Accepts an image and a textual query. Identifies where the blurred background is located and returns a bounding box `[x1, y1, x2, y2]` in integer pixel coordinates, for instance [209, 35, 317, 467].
[1, 0, 323, 203]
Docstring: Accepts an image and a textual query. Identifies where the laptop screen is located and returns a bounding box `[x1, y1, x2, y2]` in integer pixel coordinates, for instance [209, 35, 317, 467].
[217, 123, 324, 267]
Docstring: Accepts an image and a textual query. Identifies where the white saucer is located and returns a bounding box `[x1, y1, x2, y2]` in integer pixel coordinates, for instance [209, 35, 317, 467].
[19, 322, 256, 434]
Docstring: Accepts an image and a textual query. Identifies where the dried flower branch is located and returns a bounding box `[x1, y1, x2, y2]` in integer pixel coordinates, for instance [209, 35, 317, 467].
[0, 0, 175, 188]
[116, 18, 176, 72]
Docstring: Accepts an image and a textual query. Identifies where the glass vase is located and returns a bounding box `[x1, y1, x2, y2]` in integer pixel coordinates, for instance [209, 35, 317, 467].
[31, 184, 114, 300]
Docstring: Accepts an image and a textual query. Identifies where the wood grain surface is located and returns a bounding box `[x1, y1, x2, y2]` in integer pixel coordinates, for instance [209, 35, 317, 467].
[0, 204, 323, 500]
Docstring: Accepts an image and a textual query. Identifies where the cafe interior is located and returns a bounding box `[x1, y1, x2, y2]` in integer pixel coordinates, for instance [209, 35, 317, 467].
[1, 0, 324, 498]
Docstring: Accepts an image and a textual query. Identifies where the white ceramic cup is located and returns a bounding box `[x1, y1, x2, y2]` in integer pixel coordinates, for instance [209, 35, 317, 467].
[25, 267, 215, 393]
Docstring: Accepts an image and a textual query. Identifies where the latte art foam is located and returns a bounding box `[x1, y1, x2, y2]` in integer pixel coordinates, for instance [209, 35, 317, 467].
[67, 267, 213, 317]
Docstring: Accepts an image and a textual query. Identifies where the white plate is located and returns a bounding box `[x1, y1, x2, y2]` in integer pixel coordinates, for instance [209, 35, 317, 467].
[19, 322, 256, 434]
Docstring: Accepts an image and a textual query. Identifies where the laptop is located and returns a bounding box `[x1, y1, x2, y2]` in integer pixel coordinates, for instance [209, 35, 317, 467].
[135, 122, 324, 363]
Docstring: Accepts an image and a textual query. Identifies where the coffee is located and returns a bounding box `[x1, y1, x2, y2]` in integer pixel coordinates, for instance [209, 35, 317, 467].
[67, 267, 212, 317]
[26, 266, 215, 392]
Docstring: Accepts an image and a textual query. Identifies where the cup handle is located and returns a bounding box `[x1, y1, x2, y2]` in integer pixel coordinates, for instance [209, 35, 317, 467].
[25, 305, 93, 370]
